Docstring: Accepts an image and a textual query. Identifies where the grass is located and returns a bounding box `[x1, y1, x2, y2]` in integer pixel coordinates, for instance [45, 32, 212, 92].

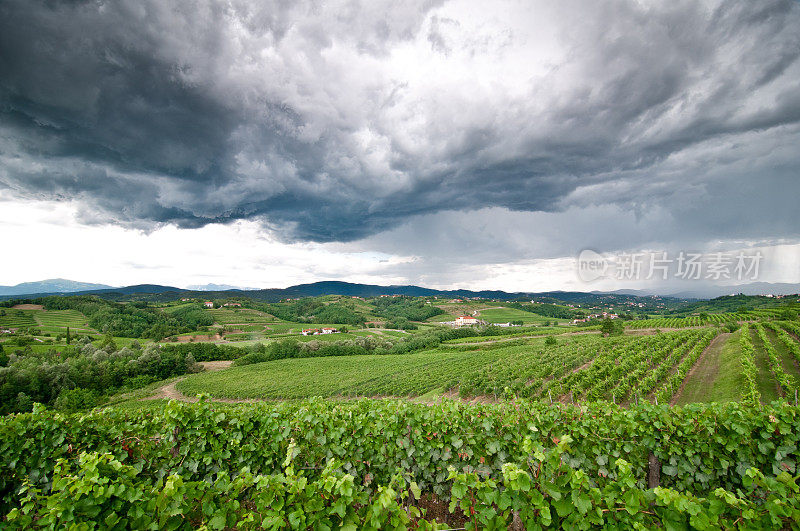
[763, 328, 800, 383]
[750, 328, 780, 403]
[675, 332, 743, 405]
[474, 308, 554, 325]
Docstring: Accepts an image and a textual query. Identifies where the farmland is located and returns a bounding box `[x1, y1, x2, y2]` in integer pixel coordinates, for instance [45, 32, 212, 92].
[3, 398, 799, 529]
[177, 329, 713, 403]
[0, 306, 97, 334]
[474, 307, 557, 325]
[3, 293, 800, 528]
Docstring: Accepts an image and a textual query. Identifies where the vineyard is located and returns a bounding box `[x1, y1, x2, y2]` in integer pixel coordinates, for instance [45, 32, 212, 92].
[624, 313, 746, 329]
[0, 310, 37, 329]
[3, 299, 800, 528]
[0, 308, 95, 334]
[175, 330, 724, 405]
[1, 399, 798, 529]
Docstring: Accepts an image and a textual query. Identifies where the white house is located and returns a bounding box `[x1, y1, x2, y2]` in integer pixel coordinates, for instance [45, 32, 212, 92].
[204, 301, 214, 308]
[321, 327, 338, 334]
[455, 315, 479, 326]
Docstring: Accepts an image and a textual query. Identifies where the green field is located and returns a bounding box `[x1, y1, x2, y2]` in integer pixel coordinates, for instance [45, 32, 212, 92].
[675, 332, 742, 404]
[206, 308, 276, 324]
[177, 329, 716, 402]
[477, 307, 556, 324]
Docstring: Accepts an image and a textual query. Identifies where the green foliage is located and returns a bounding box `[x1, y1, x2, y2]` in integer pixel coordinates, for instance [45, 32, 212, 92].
[10, 296, 204, 340]
[0, 343, 204, 414]
[53, 388, 102, 413]
[265, 299, 366, 326]
[371, 296, 444, 322]
[383, 317, 418, 330]
[168, 304, 214, 329]
[739, 325, 762, 405]
[600, 318, 623, 336]
[159, 342, 243, 362]
[2, 399, 800, 528]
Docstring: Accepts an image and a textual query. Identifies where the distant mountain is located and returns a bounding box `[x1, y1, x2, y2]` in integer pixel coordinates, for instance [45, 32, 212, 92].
[2, 278, 797, 302]
[271, 281, 520, 300]
[83, 284, 185, 296]
[185, 283, 258, 291]
[0, 278, 114, 297]
[666, 282, 800, 299]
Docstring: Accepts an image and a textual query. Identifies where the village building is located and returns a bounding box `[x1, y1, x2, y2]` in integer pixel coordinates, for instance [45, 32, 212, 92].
[455, 315, 479, 326]
[204, 301, 214, 308]
[302, 328, 339, 336]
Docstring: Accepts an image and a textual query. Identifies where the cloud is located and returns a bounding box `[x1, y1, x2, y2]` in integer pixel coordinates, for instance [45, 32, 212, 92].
[0, 0, 798, 248]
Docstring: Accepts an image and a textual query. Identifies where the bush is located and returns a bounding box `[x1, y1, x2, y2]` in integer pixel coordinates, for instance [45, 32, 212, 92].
[54, 388, 102, 413]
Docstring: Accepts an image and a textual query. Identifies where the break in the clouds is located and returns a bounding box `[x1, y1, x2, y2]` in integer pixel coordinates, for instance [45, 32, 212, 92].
[1, 0, 799, 252]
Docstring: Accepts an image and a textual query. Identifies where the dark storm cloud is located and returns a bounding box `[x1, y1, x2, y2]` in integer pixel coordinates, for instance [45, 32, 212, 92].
[1, 0, 799, 244]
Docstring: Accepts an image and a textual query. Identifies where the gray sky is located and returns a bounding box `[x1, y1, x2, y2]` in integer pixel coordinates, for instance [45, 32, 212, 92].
[1, 0, 799, 292]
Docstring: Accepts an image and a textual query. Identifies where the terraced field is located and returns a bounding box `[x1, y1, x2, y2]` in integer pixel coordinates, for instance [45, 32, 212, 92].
[0, 308, 95, 333]
[34, 309, 95, 333]
[0, 310, 37, 329]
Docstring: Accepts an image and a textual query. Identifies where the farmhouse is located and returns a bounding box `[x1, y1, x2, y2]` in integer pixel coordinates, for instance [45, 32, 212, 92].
[455, 315, 479, 326]
[321, 327, 338, 334]
[223, 302, 242, 307]
[204, 301, 214, 308]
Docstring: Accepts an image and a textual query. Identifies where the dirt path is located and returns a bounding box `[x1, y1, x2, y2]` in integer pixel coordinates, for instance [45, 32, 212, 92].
[142, 361, 234, 403]
[200, 360, 234, 371]
[670, 333, 729, 405]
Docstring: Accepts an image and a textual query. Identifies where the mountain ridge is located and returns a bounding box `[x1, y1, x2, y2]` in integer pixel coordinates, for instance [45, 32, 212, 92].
[1, 278, 798, 302]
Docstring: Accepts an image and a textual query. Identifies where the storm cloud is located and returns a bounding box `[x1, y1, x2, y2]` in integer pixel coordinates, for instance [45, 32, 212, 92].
[1, 0, 799, 245]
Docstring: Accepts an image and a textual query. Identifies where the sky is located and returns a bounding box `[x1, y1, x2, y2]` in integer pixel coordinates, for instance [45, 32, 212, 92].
[1, 0, 799, 293]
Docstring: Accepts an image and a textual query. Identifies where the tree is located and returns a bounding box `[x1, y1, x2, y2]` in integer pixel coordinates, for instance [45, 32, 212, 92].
[65, 326, 71, 345]
[545, 336, 557, 346]
[601, 318, 622, 336]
